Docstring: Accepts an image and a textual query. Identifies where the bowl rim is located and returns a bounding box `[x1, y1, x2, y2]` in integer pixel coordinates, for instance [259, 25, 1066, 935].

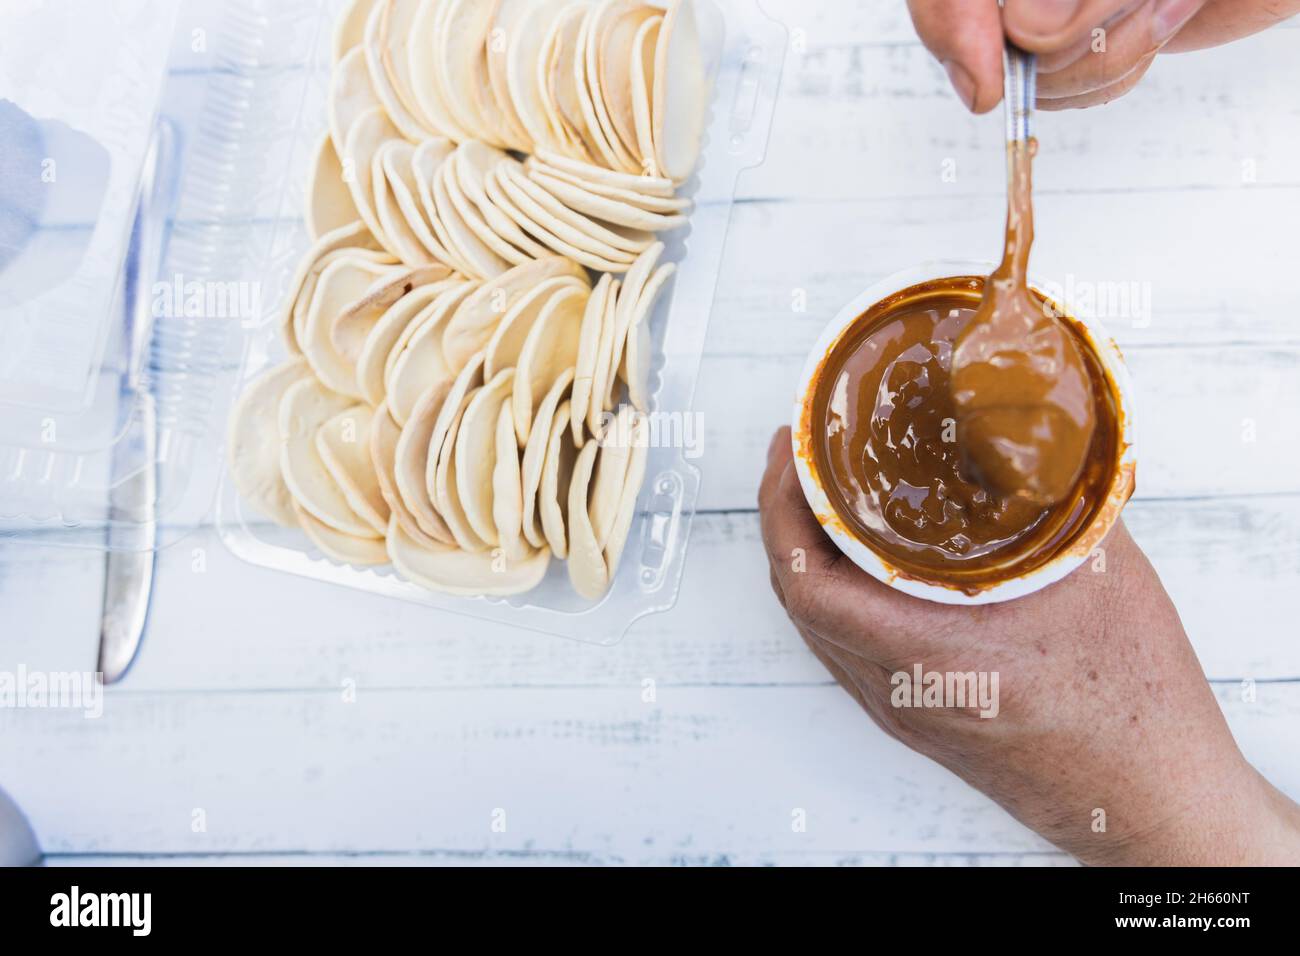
[790, 259, 1138, 606]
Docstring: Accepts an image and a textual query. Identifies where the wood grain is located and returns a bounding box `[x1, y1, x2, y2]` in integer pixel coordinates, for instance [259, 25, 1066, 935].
[1, 0, 1297, 863]
[0, 680, 1292, 858]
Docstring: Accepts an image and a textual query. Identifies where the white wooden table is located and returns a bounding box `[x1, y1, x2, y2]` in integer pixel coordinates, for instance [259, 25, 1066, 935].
[2, 1, 1298, 866]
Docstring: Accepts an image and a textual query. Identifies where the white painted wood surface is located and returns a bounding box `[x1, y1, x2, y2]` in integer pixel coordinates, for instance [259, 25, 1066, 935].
[1, 0, 1297, 865]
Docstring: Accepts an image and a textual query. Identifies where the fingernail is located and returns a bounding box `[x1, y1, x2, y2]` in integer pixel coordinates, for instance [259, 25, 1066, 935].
[1151, 0, 1199, 44]
[1008, 0, 1080, 37]
[943, 61, 977, 111]
[767, 430, 783, 462]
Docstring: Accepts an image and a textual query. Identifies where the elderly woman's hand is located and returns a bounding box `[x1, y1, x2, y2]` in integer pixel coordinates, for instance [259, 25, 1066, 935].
[759, 427, 1300, 864]
[908, 0, 1300, 112]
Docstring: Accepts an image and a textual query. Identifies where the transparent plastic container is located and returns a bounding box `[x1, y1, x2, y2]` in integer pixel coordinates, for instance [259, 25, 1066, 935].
[0, 0, 786, 644]
[0, 0, 181, 549]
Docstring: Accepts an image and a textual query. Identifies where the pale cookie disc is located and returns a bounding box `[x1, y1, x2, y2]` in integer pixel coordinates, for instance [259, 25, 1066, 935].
[331, 263, 450, 367]
[484, 275, 587, 380]
[485, 166, 633, 272]
[525, 156, 690, 213]
[629, 14, 662, 175]
[454, 141, 553, 260]
[295, 500, 390, 566]
[492, 398, 529, 563]
[426, 350, 487, 507]
[520, 367, 575, 550]
[527, 168, 686, 232]
[652, 0, 709, 183]
[603, 242, 665, 406]
[433, 157, 512, 279]
[497, 161, 645, 258]
[316, 404, 391, 535]
[532, 146, 675, 197]
[306, 134, 363, 240]
[292, 246, 397, 359]
[441, 256, 587, 369]
[441, 0, 527, 150]
[372, 144, 439, 267]
[433, 0, 506, 145]
[384, 282, 478, 424]
[356, 280, 454, 406]
[432, 385, 490, 552]
[621, 262, 676, 411]
[485, 0, 538, 153]
[569, 271, 612, 446]
[538, 6, 596, 162]
[411, 138, 478, 275]
[455, 368, 516, 546]
[603, 409, 649, 577]
[442, 150, 534, 266]
[588, 404, 635, 549]
[573, 1, 638, 173]
[384, 138, 462, 269]
[506, 0, 573, 153]
[279, 377, 376, 538]
[379, 0, 441, 133]
[407, 0, 475, 141]
[513, 283, 587, 444]
[393, 380, 458, 543]
[370, 400, 455, 547]
[578, 1, 642, 173]
[565, 438, 610, 600]
[279, 220, 382, 355]
[539, 399, 578, 559]
[385, 283, 472, 426]
[599, 3, 659, 161]
[333, 0, 380, 64]
[341, 106, 405, 255]
[388, 516, 551, 597]
[362, 0, 431, 141]
[302, 255, 397, 398]
[227, 357, 313, 528]
[586, 276, 621, 437]
[507, 163, 659, 255]
[328, 46, 384, 161]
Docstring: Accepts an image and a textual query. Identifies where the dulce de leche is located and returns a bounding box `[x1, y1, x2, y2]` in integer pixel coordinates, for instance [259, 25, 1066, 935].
[802, 275, 1122, 590]
[951, 141, 1097, 507]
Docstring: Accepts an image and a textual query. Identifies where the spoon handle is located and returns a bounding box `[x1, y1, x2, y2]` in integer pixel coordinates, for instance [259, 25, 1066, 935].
[1003, 43, 1036, 144]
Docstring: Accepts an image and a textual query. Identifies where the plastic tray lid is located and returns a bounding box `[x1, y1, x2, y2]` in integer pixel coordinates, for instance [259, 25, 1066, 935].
[0, 1, 178, 547]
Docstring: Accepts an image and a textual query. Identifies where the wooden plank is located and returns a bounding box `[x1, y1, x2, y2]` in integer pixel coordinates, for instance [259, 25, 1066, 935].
[43, 850, 1076, 866]
[0, 539, 102, 674]
[749, 25, 1300, 198]
[146, 500, 1300, 680]
[1, 681, 1294, 857]
[6, 488, 1299, 694]
[707, 190, 1300, 351]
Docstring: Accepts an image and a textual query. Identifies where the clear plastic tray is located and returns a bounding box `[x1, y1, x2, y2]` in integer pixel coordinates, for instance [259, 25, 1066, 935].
[0, 0, 180, 548]
[0, 0, 783, 642]
[207, 0, 787, 643]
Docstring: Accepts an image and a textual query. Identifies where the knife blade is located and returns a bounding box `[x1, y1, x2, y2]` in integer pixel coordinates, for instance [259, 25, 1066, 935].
[98, 119, 176, 684]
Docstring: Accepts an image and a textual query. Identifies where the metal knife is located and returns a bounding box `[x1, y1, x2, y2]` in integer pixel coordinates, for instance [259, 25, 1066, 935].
[98, 119, 177, 684]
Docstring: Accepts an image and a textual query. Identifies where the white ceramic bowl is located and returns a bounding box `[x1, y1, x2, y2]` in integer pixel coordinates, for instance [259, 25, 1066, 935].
[791, 260, 1138, 605]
